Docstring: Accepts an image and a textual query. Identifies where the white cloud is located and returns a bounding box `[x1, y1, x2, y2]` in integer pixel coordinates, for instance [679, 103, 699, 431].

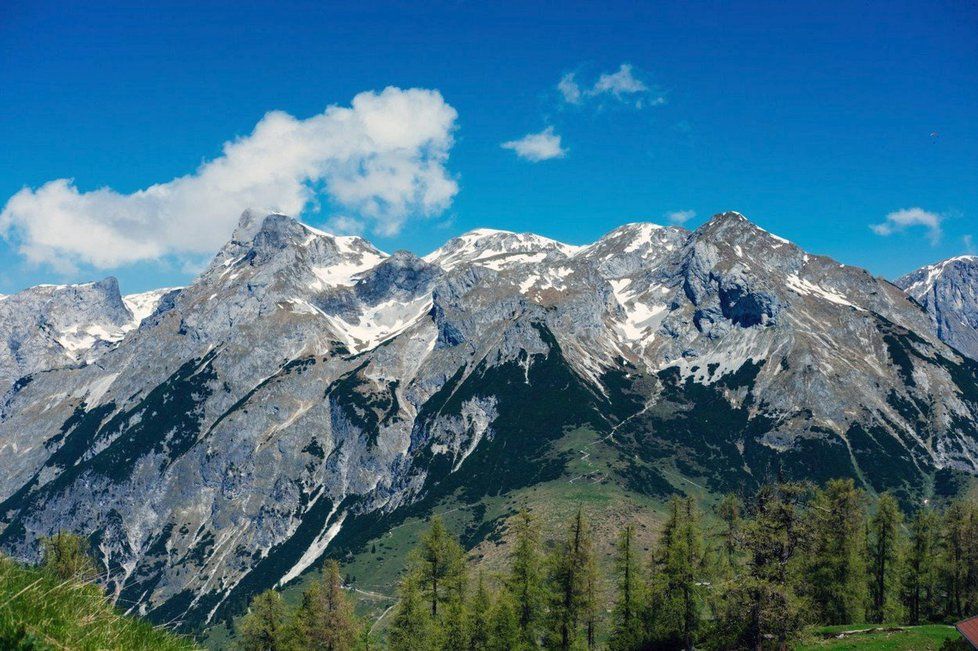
[324, 215, 366, 236]
[593, 64, 647, 98]
[666, 210, 695, 225]
[558, 64, 663, 108]
[964, 234, 975, 255]
[558, 73, 582, 104]
[0, 87, 458, 270]
[501, 127, 567, 162]
[870, 207, 943, 245]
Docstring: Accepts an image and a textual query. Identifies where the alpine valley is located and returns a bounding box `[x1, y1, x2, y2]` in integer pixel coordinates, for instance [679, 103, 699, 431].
[2, 210, 978, 635]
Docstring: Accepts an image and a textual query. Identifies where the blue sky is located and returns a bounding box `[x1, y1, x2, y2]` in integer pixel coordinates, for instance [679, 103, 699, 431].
[1, 0, 976, 294]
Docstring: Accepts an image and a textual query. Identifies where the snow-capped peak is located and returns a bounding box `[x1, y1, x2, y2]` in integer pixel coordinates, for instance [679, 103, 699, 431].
[123, 287, 182, 326]
[424, 227, 581, 271]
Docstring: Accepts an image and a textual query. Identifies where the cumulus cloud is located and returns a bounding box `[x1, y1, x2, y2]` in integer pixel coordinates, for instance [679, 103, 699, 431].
[558, 64, 663, 108]
[870, 207, 943, 245]
[665, 210, 696, 225]
[501, 127, 567, 162]
[0, 87, 459, 270]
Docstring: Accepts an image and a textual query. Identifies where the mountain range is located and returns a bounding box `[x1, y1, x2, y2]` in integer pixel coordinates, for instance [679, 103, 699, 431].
[1, 209, 977, 631]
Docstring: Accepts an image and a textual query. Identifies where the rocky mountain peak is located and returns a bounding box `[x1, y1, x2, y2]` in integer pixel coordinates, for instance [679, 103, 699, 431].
[424, 227, 580, 271]
[896, 254, 978, 360]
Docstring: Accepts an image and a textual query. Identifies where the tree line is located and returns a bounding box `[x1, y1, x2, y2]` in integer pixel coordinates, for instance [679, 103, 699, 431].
[239, 478, 978, 650]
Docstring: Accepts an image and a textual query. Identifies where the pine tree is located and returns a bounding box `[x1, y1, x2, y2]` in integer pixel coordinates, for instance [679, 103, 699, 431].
[239, 589, 291, 651]
[39, 532, 98, 581]
[506, 508, 546, 647]
[545, 508, 598, 651]
[295, 560, 357, 650]
[903, 507, 940, 625]
[609, 524, 645, 650]
[805, 479, 868, 625]
[868, 492, 904, 623]
[388, 572, 437, 651]
[416, 516, 467, 618]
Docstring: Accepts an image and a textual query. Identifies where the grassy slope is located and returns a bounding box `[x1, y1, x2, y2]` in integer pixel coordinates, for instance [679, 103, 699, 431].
[0, 557, 198, 650]
[797, 624, 961, 650]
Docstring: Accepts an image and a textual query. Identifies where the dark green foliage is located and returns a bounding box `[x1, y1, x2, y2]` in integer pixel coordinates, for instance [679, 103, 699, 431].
[544, 508, 598, 651]
[645, 497, 706, 651]
[804, 479, 869, 625]
[414, 516, 466, 618]
[506, 509, 546, 647]
[710, 482, 810, 651]
[608, 525, 644, 650]
[903, 507, 941, 625]
[869, 492, 904, 623]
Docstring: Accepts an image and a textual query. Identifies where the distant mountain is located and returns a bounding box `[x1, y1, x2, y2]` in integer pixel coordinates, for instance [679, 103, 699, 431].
[0, 279, 179, 393]
[897, 255, 978, 361]
[1, 210, 977, 631]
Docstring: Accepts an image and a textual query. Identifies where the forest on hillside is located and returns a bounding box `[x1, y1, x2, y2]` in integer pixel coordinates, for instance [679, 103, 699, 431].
[232, 478, 977, 651]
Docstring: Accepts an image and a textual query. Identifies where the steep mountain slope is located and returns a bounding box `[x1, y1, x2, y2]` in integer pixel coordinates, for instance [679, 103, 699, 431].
[897, 255, 978, 361]
[0, 278, 178, 394]
[1, 210, 977, 632]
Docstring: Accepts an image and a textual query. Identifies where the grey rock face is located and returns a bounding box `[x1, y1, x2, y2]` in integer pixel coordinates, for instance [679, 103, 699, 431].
[0, 210, 976, 630]
[896, 255, 978, 361]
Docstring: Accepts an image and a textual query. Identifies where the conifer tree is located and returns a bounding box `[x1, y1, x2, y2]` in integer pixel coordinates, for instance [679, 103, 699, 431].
[710, 482, 809, 651]
[388, 572, 437, 651]
[239, 589, 292, 651]
[647, 497, 705, 651]
[441, 588, 471, 651]
[545, 508, 598, 651]
[609, 524, 645, 650]
[941, 499, 978, 619]
[416, 516, 467, 618]
[868, 492, 904, 623]
[507, 509, 546, 647]
[295, 560, 357, 651]
[716, 493, 742, 574]
[468, 571, 492, 651]
[903, 507, 940, 625]
[805, 478, 868, 625]
[489, 588, 522, 651]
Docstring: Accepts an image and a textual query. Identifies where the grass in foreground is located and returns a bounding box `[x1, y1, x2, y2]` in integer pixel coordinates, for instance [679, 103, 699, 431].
[796, 623, 962, 650]
[0, 556, 198, 650]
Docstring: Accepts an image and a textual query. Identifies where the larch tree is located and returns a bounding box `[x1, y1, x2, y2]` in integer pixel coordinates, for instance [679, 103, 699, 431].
[545, 508, 598, 651]
[239, 589, 292, 651]
[805, 478, 868, 625]
[868, 492, 904, 624]
[506, 508, 546, 647]
[609, 524, 645, 650]
[388, 571, 437, 651]
[903, 506, 940, 625]
[416, 516, 467, 619]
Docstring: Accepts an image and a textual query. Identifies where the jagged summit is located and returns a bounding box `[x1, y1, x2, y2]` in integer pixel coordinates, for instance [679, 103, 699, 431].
[897, 254, 978, 360]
